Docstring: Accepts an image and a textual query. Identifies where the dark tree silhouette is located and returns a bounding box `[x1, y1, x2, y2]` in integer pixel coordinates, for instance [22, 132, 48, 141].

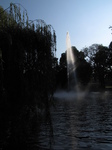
[56, 46, 92, 89]
[0, 4, 58, 148]
[82, 44, 112, 89]
[0, 3, 57, 109]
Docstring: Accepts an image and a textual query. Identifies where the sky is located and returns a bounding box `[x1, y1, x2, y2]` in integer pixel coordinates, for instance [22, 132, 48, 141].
[1, 0, 112, 59]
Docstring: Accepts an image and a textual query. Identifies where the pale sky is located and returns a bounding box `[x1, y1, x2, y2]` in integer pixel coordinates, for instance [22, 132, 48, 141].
[1, 0, 112, 59]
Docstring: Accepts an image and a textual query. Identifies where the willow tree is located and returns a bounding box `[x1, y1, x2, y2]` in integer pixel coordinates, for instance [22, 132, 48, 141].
[0, 3, 57, 107]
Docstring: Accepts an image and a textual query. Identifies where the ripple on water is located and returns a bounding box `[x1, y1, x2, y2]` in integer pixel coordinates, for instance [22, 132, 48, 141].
[37, 92, 112, 149]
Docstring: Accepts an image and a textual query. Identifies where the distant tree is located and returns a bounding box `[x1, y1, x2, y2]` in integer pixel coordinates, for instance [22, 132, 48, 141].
[56, 53, 67, 89]
[57, 46, 92, 89]
[60, 53, 67, 69]
[82, 44, 99, 66]
[93, 45, 109, 88]
[108, 41, 112, 72]
[82, 44, 112, 89]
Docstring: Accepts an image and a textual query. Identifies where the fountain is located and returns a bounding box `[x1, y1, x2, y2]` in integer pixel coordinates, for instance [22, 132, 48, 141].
[54, 32, 80, 99]
[66, 32, 77, 91]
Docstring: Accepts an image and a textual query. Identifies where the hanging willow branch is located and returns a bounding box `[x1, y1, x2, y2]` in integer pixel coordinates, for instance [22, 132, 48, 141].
[0, 2, 57, 66]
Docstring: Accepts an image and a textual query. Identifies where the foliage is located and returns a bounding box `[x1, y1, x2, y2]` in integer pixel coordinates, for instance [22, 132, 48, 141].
[82, 44, 99, 65]
[58, 41, 112, 89]
[82, 43, 112, 89]
[0, 3, 57, 108]
[56, 46, 92, 88]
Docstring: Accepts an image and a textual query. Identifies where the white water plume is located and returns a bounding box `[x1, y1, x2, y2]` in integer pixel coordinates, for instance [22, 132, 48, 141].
[66, 32, 76, 90]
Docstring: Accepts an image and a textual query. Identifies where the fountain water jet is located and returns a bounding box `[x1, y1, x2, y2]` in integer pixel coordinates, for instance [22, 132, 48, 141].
[54, 32, 86, 99]
[66, 32, 77, 91]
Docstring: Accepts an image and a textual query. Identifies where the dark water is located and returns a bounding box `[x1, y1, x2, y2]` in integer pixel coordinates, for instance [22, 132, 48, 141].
[0, 91, 112, 150]
[39, 91, 112, 150]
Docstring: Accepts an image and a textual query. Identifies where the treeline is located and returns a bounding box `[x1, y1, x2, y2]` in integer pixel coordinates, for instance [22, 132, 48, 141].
[0, 3, 112, 107]
[55, 46, 92, 90]
[56, 43, 112, 90]
[0, 3, 57, 108]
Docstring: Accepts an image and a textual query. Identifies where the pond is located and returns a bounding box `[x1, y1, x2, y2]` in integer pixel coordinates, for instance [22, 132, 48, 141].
[0, 91, 112, 150]
[39, 91, 112, 150]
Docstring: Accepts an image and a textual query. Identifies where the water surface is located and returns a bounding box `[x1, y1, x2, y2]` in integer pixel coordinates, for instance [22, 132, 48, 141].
[1, 92, 112, 150]
[39, 91, 112, 150]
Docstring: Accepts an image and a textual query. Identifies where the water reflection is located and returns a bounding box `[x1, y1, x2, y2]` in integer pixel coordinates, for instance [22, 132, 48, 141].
[0, 92, 112, 149]
[49, 92, 112, 149]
